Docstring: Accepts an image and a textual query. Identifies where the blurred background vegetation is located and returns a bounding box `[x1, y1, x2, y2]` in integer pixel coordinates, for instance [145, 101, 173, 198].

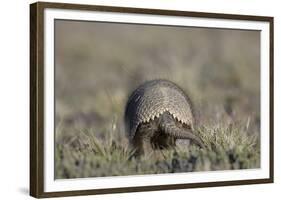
[55, 20, 260, 179]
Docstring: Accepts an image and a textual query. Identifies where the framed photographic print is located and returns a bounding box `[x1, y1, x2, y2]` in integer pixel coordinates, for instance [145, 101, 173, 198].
[30, 1, 274, 198]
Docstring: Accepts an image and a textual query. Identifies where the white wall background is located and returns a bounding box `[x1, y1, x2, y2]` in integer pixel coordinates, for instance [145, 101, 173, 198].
[0, 0, 279, 199]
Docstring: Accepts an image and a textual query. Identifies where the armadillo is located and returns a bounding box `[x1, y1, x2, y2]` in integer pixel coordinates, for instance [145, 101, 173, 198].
[124, 79, 204, 155]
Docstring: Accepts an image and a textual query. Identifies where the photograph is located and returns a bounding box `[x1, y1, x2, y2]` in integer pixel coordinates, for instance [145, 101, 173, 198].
[54, 20, 261, 179]
[30, 2, 273, 197]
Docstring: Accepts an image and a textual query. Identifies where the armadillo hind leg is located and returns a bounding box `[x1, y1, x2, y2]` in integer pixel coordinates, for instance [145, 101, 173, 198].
[159, 112, 205, 148]
[133, 123, 154, 156]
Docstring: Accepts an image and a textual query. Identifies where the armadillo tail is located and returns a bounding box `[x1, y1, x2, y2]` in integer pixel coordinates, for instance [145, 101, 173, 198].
[160, 123, 205, 148]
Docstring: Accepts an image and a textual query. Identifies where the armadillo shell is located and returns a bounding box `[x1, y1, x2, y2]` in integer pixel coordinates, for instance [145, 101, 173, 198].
[125, 79, 194, 140]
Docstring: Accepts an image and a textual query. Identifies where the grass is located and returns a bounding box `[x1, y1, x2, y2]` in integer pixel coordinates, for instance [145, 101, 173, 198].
[55, 120, 260, 179]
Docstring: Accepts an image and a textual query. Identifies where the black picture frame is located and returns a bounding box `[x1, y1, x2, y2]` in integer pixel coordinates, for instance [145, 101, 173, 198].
[30, 1, 274, 198]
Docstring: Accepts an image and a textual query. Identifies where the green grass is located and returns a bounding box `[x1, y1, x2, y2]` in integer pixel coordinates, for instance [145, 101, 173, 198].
[55, 121, 260, 179]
